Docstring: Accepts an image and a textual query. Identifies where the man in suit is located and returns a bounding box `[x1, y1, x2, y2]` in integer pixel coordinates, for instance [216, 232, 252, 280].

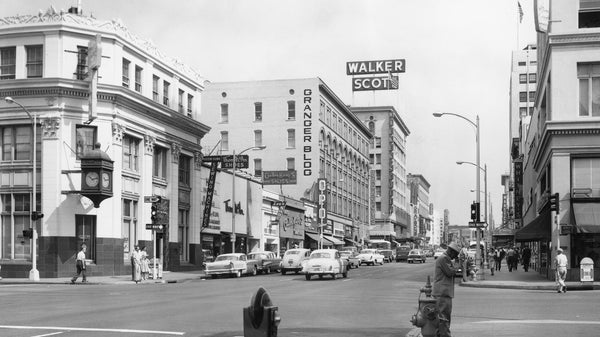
[433, 242, 460, 337]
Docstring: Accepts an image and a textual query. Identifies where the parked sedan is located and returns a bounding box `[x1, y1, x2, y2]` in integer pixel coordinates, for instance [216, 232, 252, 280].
[357, 249, 384, 266]
[247, 251, 281, 274]
[407, 249, 427, 264]
[280, 248, 311, 275]
[303, 249, 348, 280]
[204, 253, 258, 278]
[340, 250, 360, 269]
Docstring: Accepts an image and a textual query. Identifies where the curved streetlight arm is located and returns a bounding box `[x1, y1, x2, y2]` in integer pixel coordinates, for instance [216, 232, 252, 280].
[456, 160, 486, 172]
[433, 112, 476, 129]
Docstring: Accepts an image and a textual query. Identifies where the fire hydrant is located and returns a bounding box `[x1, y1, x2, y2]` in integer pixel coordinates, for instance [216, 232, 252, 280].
[410, 276, 439, 337]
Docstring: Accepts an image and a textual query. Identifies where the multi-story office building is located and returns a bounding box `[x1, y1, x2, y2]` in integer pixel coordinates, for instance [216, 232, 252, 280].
[515, 1, 600, 280]
[351, 106, 410, 244]
[507, 45, 537, 235]
[201, 78, 372, 249]
[0, 7, 209, 277]
[407, 174, 432, 246]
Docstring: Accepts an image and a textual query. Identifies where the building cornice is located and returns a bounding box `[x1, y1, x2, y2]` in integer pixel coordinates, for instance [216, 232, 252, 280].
[0, 7, 204, 86]
[0, 80, 210, 147]
[533, 121, 600, 170]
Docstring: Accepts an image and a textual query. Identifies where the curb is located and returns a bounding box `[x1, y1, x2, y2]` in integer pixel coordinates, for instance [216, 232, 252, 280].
[459, 282, 599, 291]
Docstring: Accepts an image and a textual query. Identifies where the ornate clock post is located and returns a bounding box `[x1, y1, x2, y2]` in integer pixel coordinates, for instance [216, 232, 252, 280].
[80, 142, 114, 208]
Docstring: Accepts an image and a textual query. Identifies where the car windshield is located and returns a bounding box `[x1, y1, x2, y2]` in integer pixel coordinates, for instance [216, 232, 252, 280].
[215, 255, 238, 262]
[311, 252, 331, 259]
[361, 249, 377, 254]
[247, 254, 264, 259]
[409, 250, 421, 255]
[284, 250, 300, 255]
[340, 252, 351, 256]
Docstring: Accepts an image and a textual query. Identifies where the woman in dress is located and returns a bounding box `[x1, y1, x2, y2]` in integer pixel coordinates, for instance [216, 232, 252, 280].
[131, 245, 142, 283]
[140, 246, 150, 280]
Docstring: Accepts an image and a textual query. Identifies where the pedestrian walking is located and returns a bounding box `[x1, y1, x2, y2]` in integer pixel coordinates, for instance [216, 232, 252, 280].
[494, 248, 501, 271]
[522, 246, 532, 272]
[513, 248, 520, 271]
[140, 246, 150, 280]
[555, 247, 568, 293]
[71, 243, 87, 284]
[506, 247, 515, 272]
[131, 245, 142, 284]
[488, 248, 496, 276]
[432, 242, 460, 337]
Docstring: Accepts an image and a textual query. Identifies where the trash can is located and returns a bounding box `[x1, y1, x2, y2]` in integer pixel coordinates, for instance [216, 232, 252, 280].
[580, 257, 594, 282]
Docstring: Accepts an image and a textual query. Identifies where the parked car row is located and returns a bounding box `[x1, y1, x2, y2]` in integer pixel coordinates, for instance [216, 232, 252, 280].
[204, 245, 430, 280]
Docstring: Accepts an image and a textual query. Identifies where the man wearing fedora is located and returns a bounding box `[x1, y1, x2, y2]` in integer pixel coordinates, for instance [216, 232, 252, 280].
[555, 247, 568, 293]
[433, 242, 461, 337]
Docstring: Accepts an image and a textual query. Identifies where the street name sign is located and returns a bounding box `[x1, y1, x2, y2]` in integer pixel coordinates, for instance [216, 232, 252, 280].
[202, 155, 223, 163]
[468, 221, 487, 228]
[146, 224, 164, 231]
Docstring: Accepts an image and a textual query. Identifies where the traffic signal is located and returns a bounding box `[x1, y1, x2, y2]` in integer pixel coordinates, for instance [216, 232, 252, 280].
[549, 193, 560, 213]
[23, 228, 33, 238]
[151, 203, 158, 222]
[31, 211, 44, 221]
[470, 202, 480, 221]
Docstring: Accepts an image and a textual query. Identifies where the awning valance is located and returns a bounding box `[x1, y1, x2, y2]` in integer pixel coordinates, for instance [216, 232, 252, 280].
[573, 203, 600, 233]
[515, 209, 551, 242]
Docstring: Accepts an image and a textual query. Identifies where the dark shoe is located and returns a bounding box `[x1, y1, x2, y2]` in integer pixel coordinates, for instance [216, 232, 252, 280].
[82, 280, 88, 283]
[557, 290, 561, 293]
[70, 279, 75, 284]
[563, 286, 567, 293]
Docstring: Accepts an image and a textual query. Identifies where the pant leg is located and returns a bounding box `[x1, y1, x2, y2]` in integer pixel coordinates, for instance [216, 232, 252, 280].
[81, 267, 87, 281]
[436, 296, 453, 337]
[72, 264, 82, 282]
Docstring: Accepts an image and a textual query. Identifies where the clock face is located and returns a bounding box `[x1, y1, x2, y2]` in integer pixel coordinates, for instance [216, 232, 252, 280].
[85, 172, 99, 187]
[101, 172, 111, 188]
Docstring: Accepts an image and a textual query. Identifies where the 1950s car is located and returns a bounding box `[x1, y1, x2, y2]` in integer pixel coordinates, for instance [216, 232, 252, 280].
[340, 250, 360, 269]
[280, 248, 311, 275]
[357, 249, 384, 266]
[204, 253, 258, 278]
[247, 251, 281, 274]
[303, 249, 348, 280]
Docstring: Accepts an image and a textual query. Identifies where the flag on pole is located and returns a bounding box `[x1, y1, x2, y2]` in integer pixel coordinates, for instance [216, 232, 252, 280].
[518, 2, 524, 23]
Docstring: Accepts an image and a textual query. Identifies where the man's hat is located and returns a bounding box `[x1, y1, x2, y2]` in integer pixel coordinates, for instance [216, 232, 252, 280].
[447, 242, 460, 253]
[557, 247, 563, 253]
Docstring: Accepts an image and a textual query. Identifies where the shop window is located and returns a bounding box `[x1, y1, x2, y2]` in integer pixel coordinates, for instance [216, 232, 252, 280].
[579, 0, 600, 28]
[122, 199, 138, 262]
[75, 214, 96, 262]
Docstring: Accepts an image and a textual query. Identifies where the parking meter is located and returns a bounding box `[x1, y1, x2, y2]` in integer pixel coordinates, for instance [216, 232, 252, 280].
[243, 287, 281, 337]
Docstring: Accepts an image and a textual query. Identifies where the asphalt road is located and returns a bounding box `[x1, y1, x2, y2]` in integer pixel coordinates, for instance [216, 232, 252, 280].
[0, 260, 599, 337]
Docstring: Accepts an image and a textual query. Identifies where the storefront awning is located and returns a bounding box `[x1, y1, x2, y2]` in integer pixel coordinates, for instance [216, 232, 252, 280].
[573, 203, 600, 233]
[323, 235, 344, 245]
[344, 237, 361, 246]
[305, 232, 321, 242]
[515, 209, 551, 242]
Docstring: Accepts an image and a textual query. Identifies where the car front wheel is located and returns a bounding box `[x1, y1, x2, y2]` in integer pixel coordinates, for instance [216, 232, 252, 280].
[235, 270, 242, 278]
[343, 268, 348, 278]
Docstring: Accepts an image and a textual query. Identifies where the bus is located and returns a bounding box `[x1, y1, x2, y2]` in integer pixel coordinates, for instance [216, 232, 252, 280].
[368, 239, 391, 250]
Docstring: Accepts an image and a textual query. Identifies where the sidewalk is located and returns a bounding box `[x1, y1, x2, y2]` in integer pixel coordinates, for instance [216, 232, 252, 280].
[459, 264, 600, 291]
[0, 270, 206, 285]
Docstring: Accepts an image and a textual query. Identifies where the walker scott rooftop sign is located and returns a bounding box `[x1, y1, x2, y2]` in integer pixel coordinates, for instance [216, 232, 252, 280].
[346, 59, 405, 91]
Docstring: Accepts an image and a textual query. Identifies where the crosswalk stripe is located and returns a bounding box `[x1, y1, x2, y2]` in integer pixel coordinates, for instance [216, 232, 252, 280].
[0, 325, 184, 335]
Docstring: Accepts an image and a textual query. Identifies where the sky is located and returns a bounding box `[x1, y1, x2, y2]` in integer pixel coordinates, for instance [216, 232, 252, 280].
[4, 0, 538, 228]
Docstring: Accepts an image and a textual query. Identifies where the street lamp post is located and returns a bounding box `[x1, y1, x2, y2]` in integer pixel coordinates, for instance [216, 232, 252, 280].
[433, 112, 482, 279]
[230, 145, 266, 253]
[5, 97, 39, 281]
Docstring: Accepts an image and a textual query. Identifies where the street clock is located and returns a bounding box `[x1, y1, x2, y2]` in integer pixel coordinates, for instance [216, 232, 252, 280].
[80, 142, 114, 207]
